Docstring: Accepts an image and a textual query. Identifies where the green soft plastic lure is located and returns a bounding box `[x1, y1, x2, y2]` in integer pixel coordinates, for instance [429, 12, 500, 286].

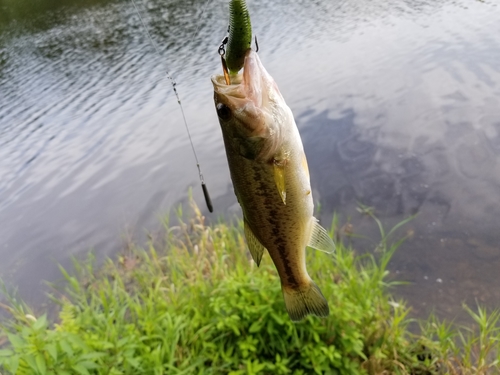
[225, 0, 253, 75]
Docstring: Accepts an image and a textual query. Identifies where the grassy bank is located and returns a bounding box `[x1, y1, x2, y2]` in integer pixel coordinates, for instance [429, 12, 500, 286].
[1, 201, 499, 374]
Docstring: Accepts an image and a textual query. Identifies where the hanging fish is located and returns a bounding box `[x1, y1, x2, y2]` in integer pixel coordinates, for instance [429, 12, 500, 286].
[212, 0, 335, 321]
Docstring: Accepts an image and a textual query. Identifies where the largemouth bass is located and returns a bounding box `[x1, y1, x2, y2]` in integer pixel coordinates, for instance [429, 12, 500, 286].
[211, 49, 335, 321]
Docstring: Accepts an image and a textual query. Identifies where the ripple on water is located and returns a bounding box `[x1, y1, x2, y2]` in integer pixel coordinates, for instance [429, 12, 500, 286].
[0, 0, 500, 320]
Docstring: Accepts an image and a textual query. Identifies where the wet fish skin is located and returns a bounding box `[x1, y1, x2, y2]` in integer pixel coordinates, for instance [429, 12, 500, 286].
[212, 50, 335, 321]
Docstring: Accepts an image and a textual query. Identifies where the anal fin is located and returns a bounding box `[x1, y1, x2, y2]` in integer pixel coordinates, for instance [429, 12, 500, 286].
[244, 220, 266, 266]
[307, 218, 336, 254]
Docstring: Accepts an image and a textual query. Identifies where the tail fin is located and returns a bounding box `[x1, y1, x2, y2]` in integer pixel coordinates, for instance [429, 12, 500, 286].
[282, 281, 329, 322]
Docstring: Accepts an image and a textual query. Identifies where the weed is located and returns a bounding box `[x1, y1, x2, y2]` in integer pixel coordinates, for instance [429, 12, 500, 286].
[0, 201, 499, 374]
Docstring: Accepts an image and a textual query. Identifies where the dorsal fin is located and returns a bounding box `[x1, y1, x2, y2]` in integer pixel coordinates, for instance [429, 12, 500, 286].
[307, 218, 336, 254]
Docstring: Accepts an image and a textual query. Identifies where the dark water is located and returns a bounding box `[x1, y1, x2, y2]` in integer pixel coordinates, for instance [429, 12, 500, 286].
[1, 0, 499, 321]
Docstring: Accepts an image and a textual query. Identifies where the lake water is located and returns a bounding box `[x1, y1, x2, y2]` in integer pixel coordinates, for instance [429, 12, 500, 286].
[1, 0, 499, 321]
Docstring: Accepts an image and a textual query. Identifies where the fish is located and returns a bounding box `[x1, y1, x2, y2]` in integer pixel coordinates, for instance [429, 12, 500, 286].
[211, 46, 335, 320]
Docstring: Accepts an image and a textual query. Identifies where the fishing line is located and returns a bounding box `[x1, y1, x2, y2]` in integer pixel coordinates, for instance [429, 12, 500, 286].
[130, 0, 213, 212]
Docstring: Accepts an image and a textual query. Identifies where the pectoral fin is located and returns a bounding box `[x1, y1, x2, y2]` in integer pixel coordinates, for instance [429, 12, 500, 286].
[307, 218, 336, 254]
[244, 220, 266, 266]
[273, 161, 286, 205]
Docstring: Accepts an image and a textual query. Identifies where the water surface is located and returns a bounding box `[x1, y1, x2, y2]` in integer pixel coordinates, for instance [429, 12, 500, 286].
[1, 0, 499, 320]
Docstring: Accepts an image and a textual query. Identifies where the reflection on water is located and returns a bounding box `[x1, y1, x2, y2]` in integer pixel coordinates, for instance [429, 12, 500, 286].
[0, 0, 499, 321]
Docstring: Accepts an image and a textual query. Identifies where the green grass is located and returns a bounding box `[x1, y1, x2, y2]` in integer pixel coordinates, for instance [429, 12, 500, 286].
[0, 199, 499, 374]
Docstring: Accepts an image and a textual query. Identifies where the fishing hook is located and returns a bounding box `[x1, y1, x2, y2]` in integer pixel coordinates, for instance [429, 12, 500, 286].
[218, 36, 231, 85]
[218, 36, 228, 56]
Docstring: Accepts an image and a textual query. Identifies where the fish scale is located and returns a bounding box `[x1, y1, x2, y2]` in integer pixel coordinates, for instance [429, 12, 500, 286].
[230, 145, 306, 289]
[212, 49, 335, 321]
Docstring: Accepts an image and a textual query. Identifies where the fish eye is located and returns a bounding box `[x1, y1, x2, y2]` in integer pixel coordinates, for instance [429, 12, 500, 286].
[216, 103, 232, 121]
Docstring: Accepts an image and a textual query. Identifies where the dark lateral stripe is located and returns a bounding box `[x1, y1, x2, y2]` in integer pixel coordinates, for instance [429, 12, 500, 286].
[270, 219, 298, 287]
[278, 242, 299, 287]
[251, 164, 300, 287]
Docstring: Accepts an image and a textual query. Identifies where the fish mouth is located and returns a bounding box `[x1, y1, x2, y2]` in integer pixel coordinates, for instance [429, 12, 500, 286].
[211, 49, 280, 138]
